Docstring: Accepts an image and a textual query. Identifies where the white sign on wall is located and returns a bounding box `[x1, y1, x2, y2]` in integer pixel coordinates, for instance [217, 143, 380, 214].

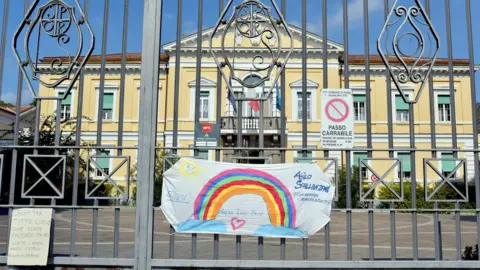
[7, 208, 53, 266]
[321, 89, 354, 149]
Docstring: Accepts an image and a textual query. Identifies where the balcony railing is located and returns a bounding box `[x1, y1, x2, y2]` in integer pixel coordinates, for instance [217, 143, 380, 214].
[221, 117, 282, 130]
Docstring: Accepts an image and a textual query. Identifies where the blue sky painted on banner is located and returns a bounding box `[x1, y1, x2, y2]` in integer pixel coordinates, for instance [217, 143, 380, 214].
[0, 0, 479, 105]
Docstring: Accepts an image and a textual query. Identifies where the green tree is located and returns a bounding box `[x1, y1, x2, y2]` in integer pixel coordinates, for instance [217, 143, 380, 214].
[0, 100, 13, 107]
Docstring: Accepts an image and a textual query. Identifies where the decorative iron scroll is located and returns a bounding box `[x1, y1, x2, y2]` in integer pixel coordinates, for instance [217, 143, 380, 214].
[13, 0, 94, 100]
[377, 0, 440, 104]
[359, 158, 404, 202]
[210, 0, 293, 100]
[423, 158, 468, 202]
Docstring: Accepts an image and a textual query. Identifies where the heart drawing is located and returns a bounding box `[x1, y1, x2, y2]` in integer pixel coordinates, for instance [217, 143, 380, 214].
[231, 218, 246, 230]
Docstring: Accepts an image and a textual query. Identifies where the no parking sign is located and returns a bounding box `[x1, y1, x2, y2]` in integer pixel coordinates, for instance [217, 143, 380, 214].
[321, 89, 354, 149]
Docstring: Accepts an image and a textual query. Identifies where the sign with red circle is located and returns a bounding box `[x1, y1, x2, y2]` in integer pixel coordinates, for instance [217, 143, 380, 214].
[321, 89, 355, 149]
[325, 98, 350, 123]
[371, 174, 379, 182]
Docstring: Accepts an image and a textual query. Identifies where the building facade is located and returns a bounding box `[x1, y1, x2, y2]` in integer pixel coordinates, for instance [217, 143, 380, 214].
[38, 24, 478, 190]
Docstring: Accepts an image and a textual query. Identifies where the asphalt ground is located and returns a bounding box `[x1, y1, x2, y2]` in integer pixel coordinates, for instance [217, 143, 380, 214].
[0, 209, 477, 262]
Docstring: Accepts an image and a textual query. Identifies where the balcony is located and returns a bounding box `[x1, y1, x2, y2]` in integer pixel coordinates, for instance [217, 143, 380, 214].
[221, 117, 282, 131]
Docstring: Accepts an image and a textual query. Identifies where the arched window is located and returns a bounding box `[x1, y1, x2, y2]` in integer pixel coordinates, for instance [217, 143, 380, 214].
[240, 75, 271, 117]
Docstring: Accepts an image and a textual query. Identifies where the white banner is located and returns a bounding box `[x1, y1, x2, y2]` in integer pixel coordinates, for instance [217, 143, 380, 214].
[321, 89, 354, 149]
[161, 158, 335, 238]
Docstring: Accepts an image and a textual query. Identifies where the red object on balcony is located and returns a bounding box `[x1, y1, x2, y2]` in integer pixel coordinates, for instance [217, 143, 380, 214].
[248, 100, 260, 112]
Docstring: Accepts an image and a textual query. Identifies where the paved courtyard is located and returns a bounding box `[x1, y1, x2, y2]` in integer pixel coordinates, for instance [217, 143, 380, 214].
[0, 209, 476, 261]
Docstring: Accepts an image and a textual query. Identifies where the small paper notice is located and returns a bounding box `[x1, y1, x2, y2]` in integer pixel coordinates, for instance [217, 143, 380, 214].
[7, 208, 53, 266]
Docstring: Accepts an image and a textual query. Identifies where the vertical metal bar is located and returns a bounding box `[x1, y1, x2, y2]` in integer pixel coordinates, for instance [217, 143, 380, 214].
[0, 0, 9, 98]
[363, 0, 374, 261]
[342, 0, 352, 261]
[280, 0, 287, 258]
[258, 100, 264, 260]
[170, 0, 183, 259]
[117, 0, 129, 155]
[33, 104, 41, 155]
[455, 202, 461, 260]
[191, 0, 204, 259]
[91, 200, 98, 257]
[438, 221, 443, 260]
[280, 0, 286, 164]
[136, 0, 163, 268]
[71, 0, 89, 256]
[213, 0, 223, 260]
[390, 202, 396, 260]
[425, 0, 436, 158]
[114, 202, 120, 257]
[91, 0, 109, 259]
[434, 202, 440, 260]
[96, 0, 109, 146]
[172, 0, 183, 153]
[7, 0, 27, 251]
[465, 0, 480, 259]
[114, 0, 129, 258]
[445, 0, 457, 154]
[322, 0, 330, 261]
[236, 235, 241, 260]
[425, 0, 440, 260]
[444, 1, 461, 259]
[301, 0, 308, 260]
[409, 104, 418, 260]
[383, 0, 396, 260]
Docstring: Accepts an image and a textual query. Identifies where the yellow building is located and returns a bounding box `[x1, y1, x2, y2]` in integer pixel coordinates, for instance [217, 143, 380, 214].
[37, 24, 478, 193]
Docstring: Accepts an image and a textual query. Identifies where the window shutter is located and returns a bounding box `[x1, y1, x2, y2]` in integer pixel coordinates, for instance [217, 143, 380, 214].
[197, 150, 209, 160]
[58, 92, 72, 105]
[395, 95, 409, 110]
[297, 151, 312, 163]
[438, 95, 451, 105]
[96, 151, 110, 169]
[353, 152, 368, 167]
[353, 94, 366, 102]
[441, 152, 455, 172]
[398, 153, 411, 172]
[103, 93, 114, 109]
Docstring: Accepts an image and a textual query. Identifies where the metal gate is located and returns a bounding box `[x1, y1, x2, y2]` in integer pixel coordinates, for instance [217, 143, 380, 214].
[0, 0, 479, 268]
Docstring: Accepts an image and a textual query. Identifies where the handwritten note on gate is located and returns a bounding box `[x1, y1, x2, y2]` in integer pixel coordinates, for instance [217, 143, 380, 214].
[7, 208, 53, 266]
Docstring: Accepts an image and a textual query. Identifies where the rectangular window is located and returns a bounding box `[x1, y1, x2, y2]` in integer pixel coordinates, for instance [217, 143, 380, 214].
[395, 95, 409, 122]
[353, 94, 366, 121]
[437, 95, 451, 122]
[96, 150, 110, 177]
[57, 92, 72, 120]
[353, 152, 368, 179]
[297, 92, 311, 120]
[102, 93, 114, 120]
[297, 151, 313, 163]
[441, 152, 455, 177]
[199, 91, 209, 119]
[397, 153, 411, 179]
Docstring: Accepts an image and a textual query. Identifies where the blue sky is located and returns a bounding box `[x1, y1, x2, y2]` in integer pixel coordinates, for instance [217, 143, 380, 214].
[0, 0, 479, 105]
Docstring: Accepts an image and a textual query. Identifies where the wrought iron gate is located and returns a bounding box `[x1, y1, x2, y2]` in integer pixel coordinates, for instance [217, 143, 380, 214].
[0, 0, 479, 268]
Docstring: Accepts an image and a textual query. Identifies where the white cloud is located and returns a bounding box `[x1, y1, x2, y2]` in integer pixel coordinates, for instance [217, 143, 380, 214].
[332, 0, 383, 28]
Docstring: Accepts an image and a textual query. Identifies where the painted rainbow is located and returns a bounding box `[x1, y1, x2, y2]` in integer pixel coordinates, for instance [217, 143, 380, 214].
[193, 168, 296, 228]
